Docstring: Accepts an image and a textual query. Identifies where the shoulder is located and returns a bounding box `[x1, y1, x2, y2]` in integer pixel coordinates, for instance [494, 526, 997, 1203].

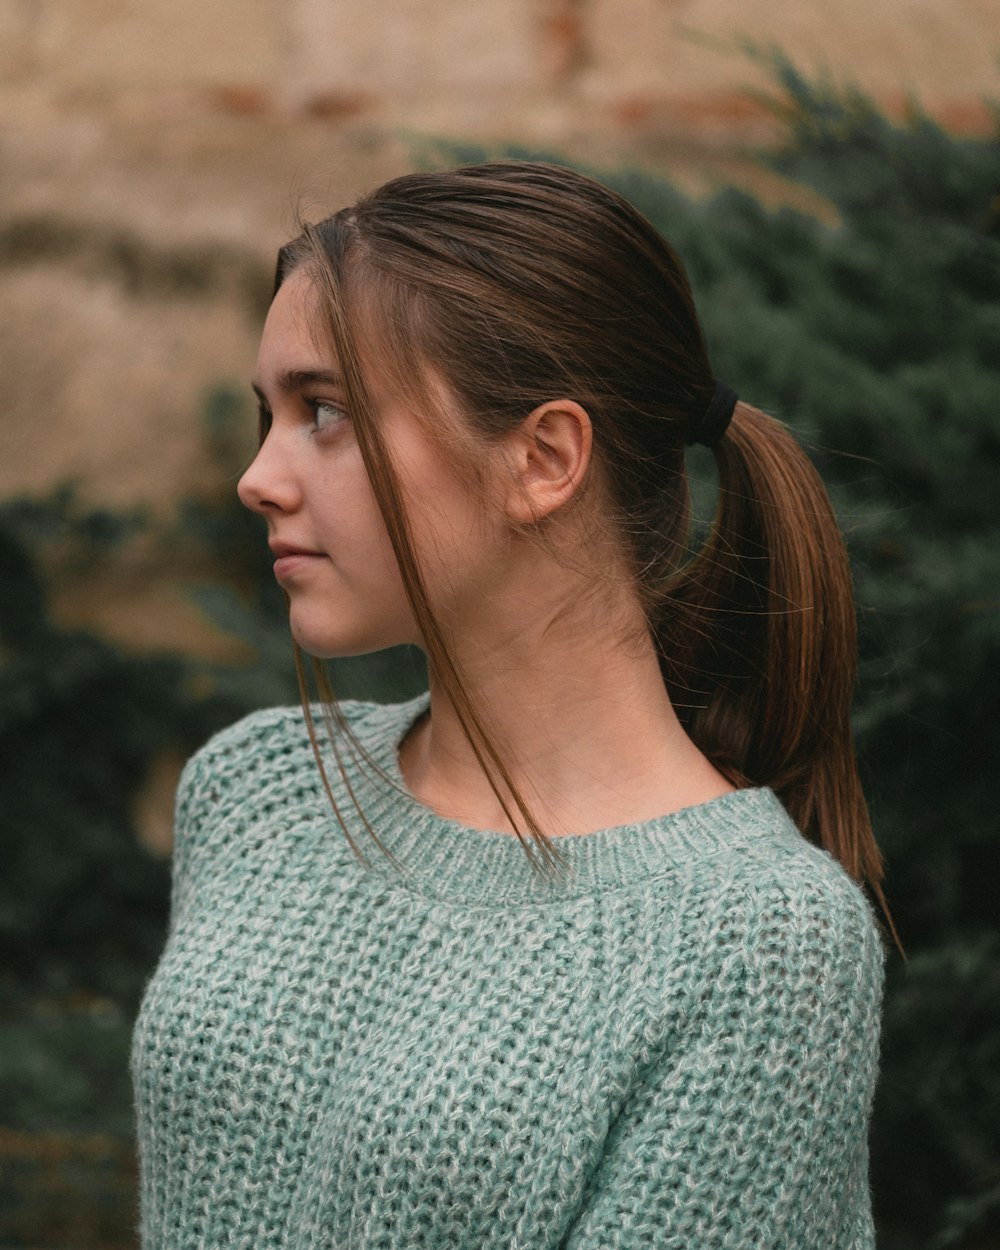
[675, 788, 881, 928]
[565, 802, 884, 1250]
[639, 790, 885, 1014]
[173, 697, 422, 836]
[611, 798, 886, 1124]
[733, 837, 885, 1014]
[180, 698, 410, 785]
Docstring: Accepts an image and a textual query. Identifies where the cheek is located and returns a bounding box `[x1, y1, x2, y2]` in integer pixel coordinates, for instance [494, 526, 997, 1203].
[333, 504, 402, 591]
[403, 476, 503, 602]
[313, 458, 391, 552]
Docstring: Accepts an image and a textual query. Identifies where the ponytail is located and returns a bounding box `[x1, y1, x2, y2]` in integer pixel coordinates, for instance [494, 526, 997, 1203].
[656, 403, 894, 935]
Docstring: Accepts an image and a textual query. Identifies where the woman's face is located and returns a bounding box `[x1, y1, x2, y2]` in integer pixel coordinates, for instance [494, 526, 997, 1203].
[238, 267, 505, 658]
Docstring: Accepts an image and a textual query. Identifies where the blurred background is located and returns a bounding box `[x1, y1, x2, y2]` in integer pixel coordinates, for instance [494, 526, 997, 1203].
[1, 2, 999, 1247]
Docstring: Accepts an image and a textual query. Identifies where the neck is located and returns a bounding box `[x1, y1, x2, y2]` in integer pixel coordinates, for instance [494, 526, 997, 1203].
[399, 572, 733, 837]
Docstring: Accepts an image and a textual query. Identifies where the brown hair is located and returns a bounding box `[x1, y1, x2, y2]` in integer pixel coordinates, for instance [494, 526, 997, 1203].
[272, 161, 892, 931]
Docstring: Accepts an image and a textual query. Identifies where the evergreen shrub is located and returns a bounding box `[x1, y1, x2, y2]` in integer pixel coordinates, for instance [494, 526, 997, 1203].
[603, 61, 1000, 1249]
[1, 59, 998, 1249]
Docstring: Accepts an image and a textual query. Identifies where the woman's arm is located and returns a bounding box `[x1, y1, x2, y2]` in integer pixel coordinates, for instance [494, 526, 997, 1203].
[563, 874, 885, 1250]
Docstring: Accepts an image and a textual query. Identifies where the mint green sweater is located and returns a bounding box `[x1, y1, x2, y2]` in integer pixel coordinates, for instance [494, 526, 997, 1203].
[131, 696, 884, 1248]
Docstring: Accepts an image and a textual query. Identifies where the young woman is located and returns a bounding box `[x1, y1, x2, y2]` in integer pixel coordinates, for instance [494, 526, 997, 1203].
[132, 162, 887, 1248]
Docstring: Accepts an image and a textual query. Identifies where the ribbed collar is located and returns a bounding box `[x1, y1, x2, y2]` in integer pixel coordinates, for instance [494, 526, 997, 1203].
[345, 695, 801, 906]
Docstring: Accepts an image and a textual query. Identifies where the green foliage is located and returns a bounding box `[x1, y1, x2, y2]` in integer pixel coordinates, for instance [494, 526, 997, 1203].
[409, 71, 1000, 1250]
[2, 60, 998, 1249]
[611, 68, 1000, 1249]
[637, 74, 1000, 1249]
[1, 493, 186, 1004]
[0, 989, 134, 1138]
[874, 935, 1000, 1248]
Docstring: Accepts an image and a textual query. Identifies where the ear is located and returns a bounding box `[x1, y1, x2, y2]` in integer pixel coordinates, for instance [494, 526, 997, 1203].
[501, 399, 593, 525]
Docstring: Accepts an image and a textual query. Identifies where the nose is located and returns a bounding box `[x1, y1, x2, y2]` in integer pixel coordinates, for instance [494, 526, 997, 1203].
[237, 436, 300, 516]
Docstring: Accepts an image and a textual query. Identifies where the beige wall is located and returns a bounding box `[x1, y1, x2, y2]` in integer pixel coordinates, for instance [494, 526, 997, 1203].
[0, 0, 994, 835]
[1, 0, 997, 518]
[6, 0, 998, 130]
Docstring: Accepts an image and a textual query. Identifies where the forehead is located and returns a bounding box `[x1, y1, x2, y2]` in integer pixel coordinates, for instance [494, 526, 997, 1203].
[257, 269, 333, 371]
[254, 264, 466, 439]
[256, 267, 398, 403]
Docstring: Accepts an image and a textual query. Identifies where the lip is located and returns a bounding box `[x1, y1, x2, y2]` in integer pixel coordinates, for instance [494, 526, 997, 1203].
[269, 541, 324, 558]
[269, 541, 327, 580]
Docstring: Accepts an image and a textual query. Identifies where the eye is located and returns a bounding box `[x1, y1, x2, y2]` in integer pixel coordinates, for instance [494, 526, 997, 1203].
[309, 400, 348, 434]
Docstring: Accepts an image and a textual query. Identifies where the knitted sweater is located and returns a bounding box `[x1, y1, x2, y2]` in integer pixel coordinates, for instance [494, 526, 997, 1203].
[131, 696, 884, 1250]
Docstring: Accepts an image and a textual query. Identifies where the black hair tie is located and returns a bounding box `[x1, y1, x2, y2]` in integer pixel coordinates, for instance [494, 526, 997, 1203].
[688, 380, 739, 447]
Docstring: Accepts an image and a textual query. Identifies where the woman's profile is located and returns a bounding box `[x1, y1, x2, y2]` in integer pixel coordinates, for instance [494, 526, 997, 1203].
[131, 161, 887, 1248]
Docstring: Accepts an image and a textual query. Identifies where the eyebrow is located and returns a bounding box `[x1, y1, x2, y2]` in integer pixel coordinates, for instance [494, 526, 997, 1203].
[251, 368, 344, 400]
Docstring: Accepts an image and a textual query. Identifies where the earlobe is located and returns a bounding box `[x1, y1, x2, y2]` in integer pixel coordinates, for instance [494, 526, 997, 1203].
[505, 399, 593, 525]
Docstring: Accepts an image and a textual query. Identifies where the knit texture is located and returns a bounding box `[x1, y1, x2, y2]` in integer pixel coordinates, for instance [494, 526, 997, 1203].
[131, 695, 884, 1249]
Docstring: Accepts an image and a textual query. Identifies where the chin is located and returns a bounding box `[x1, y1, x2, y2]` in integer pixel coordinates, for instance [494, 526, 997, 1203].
[288, 610, 415, 660]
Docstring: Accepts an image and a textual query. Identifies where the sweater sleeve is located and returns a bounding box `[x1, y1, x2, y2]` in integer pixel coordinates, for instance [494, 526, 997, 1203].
[164, 745, 210, 936]
[563, 870, 885, 1250]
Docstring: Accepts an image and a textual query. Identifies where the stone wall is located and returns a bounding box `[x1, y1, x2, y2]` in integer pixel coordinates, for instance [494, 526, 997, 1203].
[5, 0, 997, 141]
[1, 0, 996, 641]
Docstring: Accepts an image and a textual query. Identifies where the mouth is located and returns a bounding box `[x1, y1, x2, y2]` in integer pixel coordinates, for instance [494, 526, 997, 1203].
[269, 542, 327, 580]
[270, 541, 323, 559]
